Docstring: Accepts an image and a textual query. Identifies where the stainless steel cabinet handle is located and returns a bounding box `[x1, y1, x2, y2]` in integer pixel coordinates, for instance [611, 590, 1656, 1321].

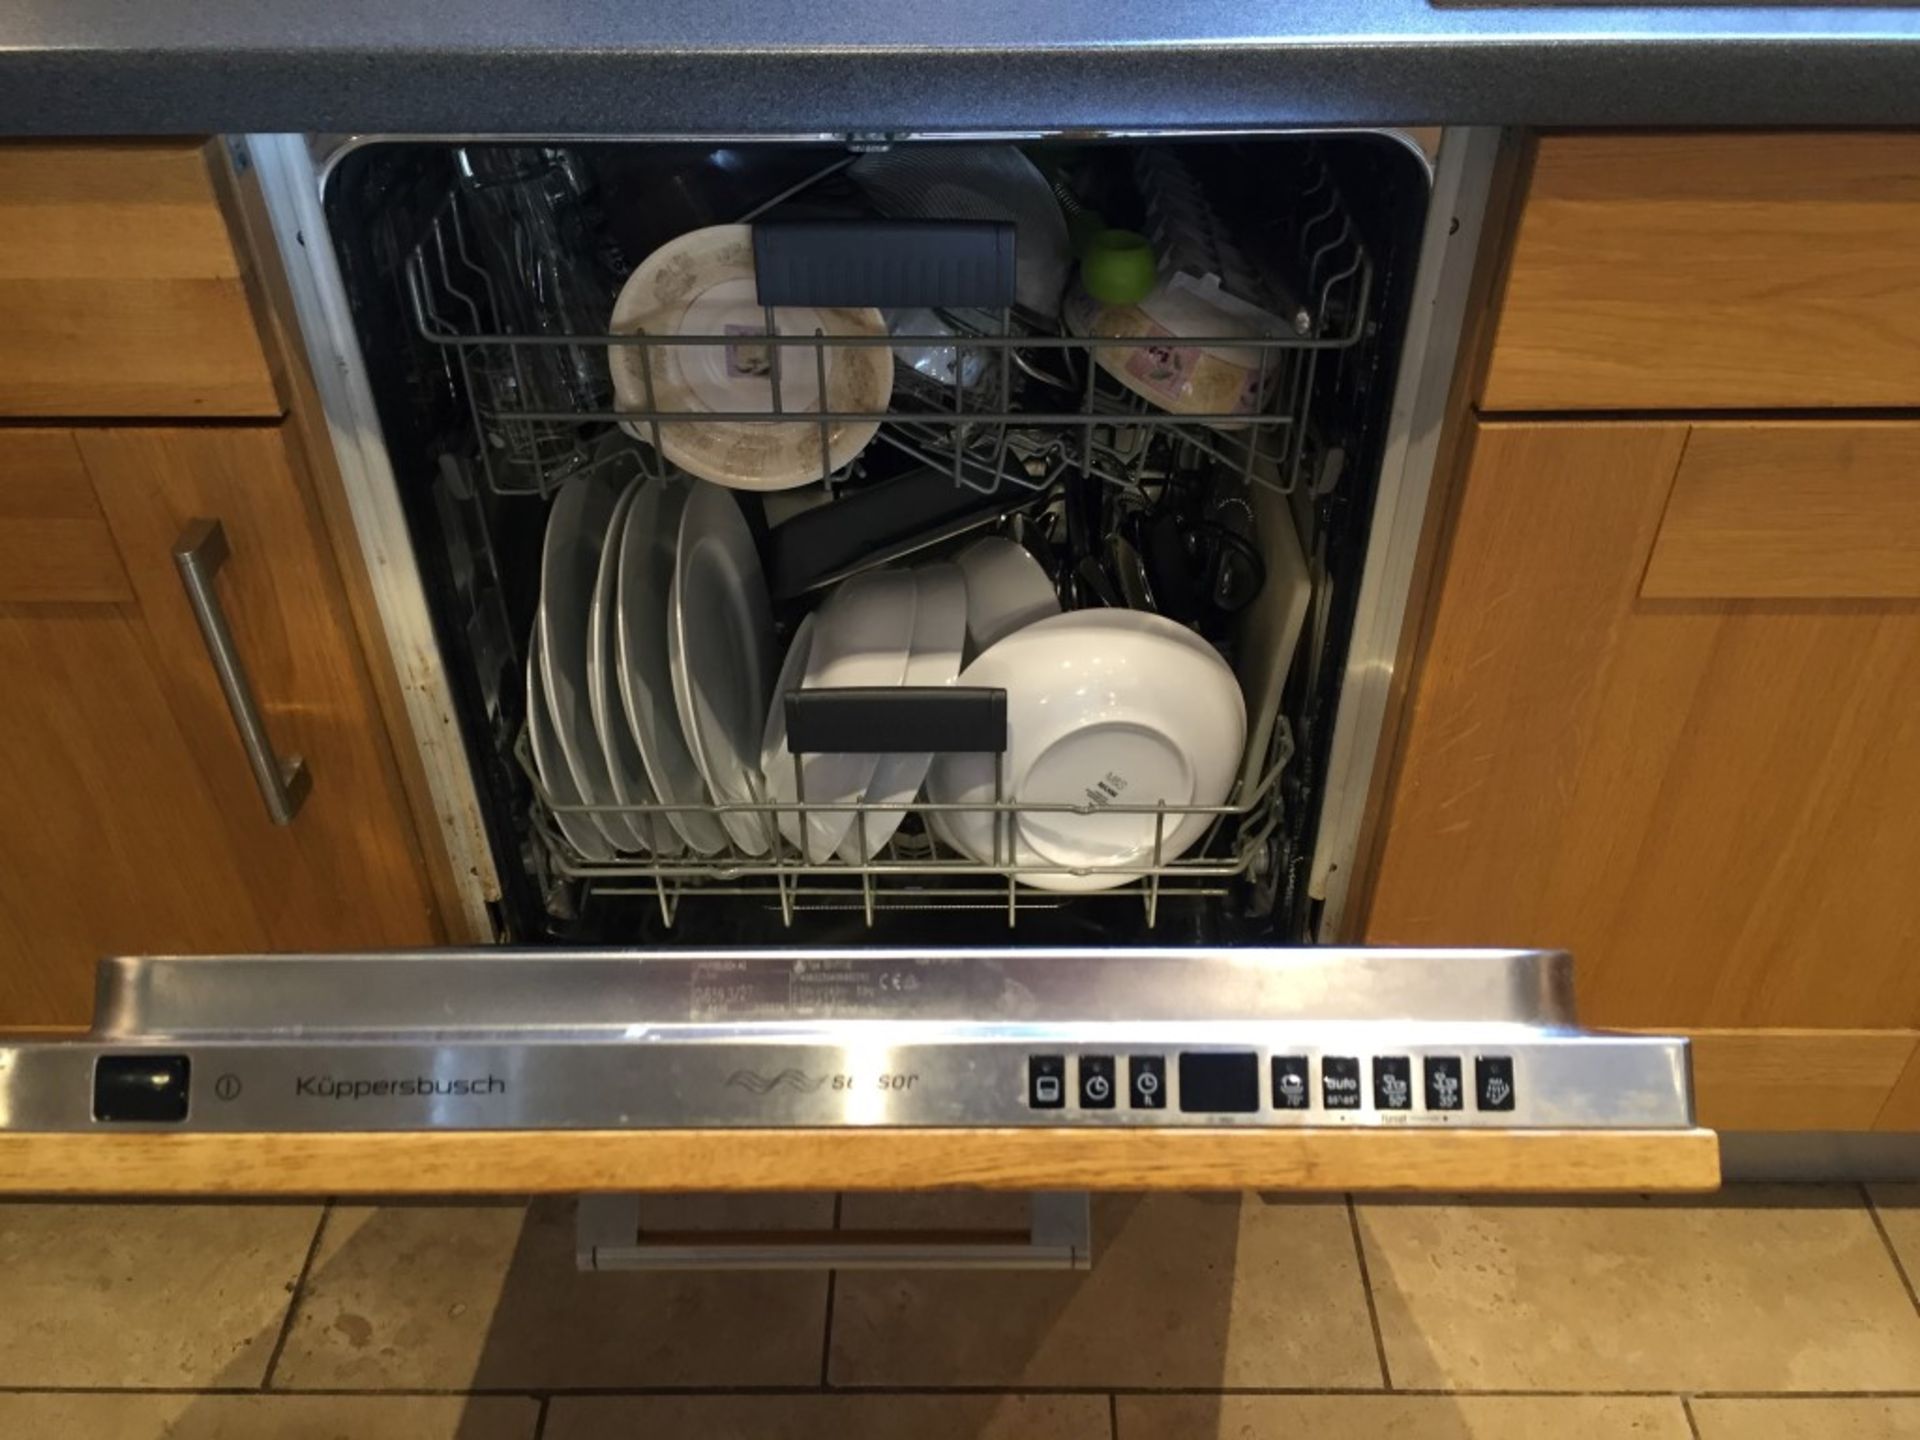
[172, 518, 311, 825]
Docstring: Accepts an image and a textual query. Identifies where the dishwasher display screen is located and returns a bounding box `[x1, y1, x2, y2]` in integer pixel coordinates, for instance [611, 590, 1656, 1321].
[1177, 1052, 1261, 1114]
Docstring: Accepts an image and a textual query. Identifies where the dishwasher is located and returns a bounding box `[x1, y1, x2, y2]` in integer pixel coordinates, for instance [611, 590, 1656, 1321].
[0, 130, 1706, 1237]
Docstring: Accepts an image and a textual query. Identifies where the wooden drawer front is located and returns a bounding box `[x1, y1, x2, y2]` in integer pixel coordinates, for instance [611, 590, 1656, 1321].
[0, 141, 280, 418]
[1484, 133, 1920, 413]
[1642, 424, 1920, 600]
[0, 432, 131, 603]
[1684, 1030, 1918, 1133]
[1366, 420, 1920, 1035]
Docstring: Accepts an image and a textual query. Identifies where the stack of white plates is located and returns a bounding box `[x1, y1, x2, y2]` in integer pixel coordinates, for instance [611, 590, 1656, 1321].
[525, 467, 776, 859]
[527, 470, 1247, 893]
[758, 563, 966, 864]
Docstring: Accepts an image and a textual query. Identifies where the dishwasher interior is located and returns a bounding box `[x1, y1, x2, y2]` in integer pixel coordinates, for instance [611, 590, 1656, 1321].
[320, 133, 1431, 949]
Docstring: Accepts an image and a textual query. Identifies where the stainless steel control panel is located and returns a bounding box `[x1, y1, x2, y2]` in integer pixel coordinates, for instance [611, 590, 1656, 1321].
[0, 948, 1695, 1133]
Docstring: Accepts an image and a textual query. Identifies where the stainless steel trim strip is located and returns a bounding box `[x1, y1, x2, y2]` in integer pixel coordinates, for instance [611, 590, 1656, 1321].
[1308, 125, 1504, 940]
[85, 947, 1577, 1034]
[241, 133, 501, 934]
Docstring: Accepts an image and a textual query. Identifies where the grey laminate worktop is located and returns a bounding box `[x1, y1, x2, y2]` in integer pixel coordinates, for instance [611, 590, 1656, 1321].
[0, 2, 1916, 135]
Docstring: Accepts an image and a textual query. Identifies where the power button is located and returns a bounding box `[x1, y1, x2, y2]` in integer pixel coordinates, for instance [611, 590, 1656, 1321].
[93, 1055, 191, 1123]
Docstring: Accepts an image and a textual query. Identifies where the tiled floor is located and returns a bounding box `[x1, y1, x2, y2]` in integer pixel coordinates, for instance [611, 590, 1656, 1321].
[2, 1186, 1919, 1438]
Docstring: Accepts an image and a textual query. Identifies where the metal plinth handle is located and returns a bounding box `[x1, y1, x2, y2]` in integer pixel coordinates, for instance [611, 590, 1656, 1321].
[576, 1192, 1091, 1272]
[172, 519, 311, 825]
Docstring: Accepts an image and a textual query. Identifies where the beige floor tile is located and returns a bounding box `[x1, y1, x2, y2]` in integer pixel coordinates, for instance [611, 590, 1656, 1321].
[828, 1191, 1379, 1388]
[0, 1394, 536, 1440]
[546, 1394, 1110, 1440]
[1357, 1185, 1920, 1391]
[0, 1201, 321, 1387]
[1693, 1398, 1920, 1439]
[1119, 1395, 1693, 1439]
[272, 1195, 831, 1389]
[1868, 1183, 1920, 1285]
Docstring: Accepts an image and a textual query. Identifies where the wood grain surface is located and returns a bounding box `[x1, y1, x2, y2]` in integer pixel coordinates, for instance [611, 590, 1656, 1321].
[1641, 423, 1920, 601]
[1483, 133, 1920, 412]
[1365, 419, 1920, 1033]
[78, 427, 439, 960]
[0, 426, 436, 1026]
[0, 1128, 1722, 1197]
[1684, 1030, 1919, 1133]
[0, 141, 280, 417]
[1871, 1045, 1920, 1131]
[0, 432, 132, 604]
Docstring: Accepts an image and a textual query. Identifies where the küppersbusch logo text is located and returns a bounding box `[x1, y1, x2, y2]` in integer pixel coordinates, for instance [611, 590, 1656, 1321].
[296, 1074, 507, 1101]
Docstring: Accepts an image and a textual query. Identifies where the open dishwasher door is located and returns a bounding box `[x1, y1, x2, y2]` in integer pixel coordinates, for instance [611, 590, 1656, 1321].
[0, 135, 1707, 1200]
[0, 947, 1715, 1195]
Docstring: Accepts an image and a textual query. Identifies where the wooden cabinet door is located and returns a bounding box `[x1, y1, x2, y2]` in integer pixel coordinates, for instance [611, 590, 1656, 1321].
[0, 427, 438, 1027]
[1364, 420, 1920, 1042]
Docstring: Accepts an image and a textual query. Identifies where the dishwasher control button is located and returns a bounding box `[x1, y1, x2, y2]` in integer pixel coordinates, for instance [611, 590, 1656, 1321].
[93, 1055, 191, 1124]
[1476, 1056, 1516, 1112]
[1321, 1056, 1363, 1110]
[1425, 1057, 1465, 1111]
[1373, 1056, 1413, 1111]
[1129, 1055, 1166, 1109]
[1079, 1056, 1116, 1109]
[1271, 1056, 1312, 1110]
[1029, 1055, 1066, 1110]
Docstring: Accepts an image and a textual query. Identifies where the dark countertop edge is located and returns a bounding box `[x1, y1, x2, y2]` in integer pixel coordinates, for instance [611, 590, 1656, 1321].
[3, 36, 1919, 135]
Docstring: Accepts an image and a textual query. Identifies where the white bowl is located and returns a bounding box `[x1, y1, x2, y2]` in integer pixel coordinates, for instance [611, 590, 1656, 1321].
[841, 562, 967, 862]
[955, 536, 1058, 659]
[610, 225, 893, 491]
[925, 609, 1245, 891]
[767, 568, 918, 862]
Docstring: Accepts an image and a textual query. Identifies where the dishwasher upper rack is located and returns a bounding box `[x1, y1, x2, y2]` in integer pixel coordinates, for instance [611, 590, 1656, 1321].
[400, 177, 1375, 502]
[515, 715, 1294, 930]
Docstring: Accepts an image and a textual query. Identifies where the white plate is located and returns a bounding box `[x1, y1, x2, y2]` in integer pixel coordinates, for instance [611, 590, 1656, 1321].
[779, 568, 918, 863]
[757, 610, 818, 853]
[955, 536, 1058, 659]
[615, 475, 727, 855]
[669, 482, 777, 854]
[539, 470, 638, 853]
[925, 609, 1245, 891]
[527, 622, 614, 863]
[610, 225, 893, 491]
[587, 479, 677, 856]
[840, 563, 967, 862]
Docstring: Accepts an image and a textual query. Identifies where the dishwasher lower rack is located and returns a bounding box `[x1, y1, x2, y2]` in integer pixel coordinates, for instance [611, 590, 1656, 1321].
[519, 717, 1293, 927]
